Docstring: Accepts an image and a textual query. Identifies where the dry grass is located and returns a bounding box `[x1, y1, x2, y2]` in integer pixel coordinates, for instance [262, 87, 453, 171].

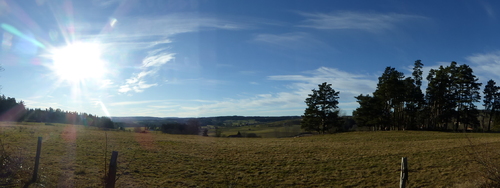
[1, 122, 499, 187]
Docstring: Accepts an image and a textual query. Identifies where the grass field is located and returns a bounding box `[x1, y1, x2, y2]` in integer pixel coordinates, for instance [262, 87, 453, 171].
[1, 122, 500, 187]
[207, 118, 303, 138]
[210, 124, 303, 138]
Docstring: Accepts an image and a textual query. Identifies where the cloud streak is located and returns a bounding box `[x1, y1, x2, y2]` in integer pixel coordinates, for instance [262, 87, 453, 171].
[110, 13, 246, 38]
[148, 67, 378, 117]
[297, 11, 425, 32]
[268, 67, 377, 97]
[254, 32, 310, 47]
[119, 49, 175, 93]
[466, 51, 500, 82]
[253, 32, 335, 52]
[110, 100, 167, 106]
[73, 12, 255, 53]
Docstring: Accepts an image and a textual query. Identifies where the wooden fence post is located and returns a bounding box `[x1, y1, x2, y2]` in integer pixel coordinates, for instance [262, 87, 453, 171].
[32, 137, 42, 182]
[106, 151, 118, 188]
[400, 157, 408, 188]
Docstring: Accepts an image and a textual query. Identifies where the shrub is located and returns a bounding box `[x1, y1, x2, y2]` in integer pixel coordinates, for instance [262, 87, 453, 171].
[0, 139, 30, 186]
[215, 127, 222, 137]
[133, 127, 142, 133]
[246, 133, 260, 138]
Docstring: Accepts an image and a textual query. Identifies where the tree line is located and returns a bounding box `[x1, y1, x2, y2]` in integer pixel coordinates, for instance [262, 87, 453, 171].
[0, 95, 114, 128]
[354, 60, 499, 132]
[302, 60, 500, 133]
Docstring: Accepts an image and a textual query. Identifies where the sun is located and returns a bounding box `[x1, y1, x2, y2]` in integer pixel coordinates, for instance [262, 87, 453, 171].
[50, 42, 107, 82]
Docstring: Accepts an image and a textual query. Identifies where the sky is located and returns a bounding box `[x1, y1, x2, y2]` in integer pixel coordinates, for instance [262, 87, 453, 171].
[1, 0, 500, 118]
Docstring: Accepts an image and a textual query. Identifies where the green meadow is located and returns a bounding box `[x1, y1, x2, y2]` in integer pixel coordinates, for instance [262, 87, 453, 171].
[1, 122, 500, 187]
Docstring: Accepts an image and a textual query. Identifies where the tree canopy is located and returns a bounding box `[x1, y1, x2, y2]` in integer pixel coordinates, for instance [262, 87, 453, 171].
[301, 82, 343, 133]
[354, 60, 488, 132]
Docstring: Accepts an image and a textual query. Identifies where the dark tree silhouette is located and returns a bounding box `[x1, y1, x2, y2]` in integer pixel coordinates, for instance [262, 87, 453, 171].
[353, 94, 385, 130]
[483, 79, 500, 132]
[301, 82, 343, 133]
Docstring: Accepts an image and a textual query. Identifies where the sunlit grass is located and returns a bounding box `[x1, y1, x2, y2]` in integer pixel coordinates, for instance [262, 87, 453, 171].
[212, 124, 303, 138]
[1, 122, 499, 187]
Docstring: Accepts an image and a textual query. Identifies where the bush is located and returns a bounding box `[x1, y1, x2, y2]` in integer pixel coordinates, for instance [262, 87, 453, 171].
[215, 127, 222, 137]
[0, 139, 30, 186]
[133, 127, 142, 133]
[246, 133, 260, 138]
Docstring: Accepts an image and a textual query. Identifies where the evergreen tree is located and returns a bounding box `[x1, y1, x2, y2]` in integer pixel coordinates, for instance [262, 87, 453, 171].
[425, 65, 455, 130]
[301, 82, 343, 133]
[425, 62, 481, 131]
[408, 60, 425, 129]
[373, 67, 405, 130]
[355, 61, 425, 131]
[483, 79, 500, 132]
[353, 94, 386, 130]
[452, 64, 481, 131]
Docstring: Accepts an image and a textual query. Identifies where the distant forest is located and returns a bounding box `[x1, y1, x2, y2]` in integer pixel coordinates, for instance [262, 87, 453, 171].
[0, 95, 113, 128]
[112, 116, 301, 127]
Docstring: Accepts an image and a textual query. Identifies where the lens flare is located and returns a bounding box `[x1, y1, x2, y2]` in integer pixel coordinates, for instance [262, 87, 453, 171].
[1, 23, 45, 48]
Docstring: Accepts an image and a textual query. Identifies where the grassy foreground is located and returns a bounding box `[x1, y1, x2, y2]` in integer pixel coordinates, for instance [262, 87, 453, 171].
[1, 122, 500, 187]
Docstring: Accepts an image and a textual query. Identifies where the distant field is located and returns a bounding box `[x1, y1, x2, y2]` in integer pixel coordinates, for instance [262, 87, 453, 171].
[210, 124, 303, 138]
[1, 122, 500, 187]
[208, 118, 303, 138]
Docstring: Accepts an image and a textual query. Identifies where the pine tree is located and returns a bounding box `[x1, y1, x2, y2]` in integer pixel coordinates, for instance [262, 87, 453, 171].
[373, 67, 405, 130]
[425, 65, 455, 130]
[353, 94, 386, 130]
[425, 62, 481, 131]
[301, 82, 343, 133]
[453, 64, 481, 131]
[483, 79, 500, 132]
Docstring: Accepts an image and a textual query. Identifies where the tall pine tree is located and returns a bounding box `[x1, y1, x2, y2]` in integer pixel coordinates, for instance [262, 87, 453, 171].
[483, 79, 500, 132]
[301, 82, 343, 133]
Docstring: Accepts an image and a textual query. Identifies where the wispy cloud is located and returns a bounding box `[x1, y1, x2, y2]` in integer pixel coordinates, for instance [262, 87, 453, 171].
[79, 13, 248, 51]
[254, 32, 309, 46]
[110, 13, 246, 38]
[164, 78, 226, 86]
[480, 1, 496, 19]
[149, 67, 377, 117]
[119, 49, 175, 93]
[91, 13, 248, 94]
[94, 36, 173, 50]
[269, 67, 377, 97]
[148, 105, 180, 109]
[110, 100, 167, 106]
[466, 51, 500, 82]
[297, 11, 425, 32]
[99, 79, 114, 88]
[253, 32, 331, 50]
[92, 0, 122, 7]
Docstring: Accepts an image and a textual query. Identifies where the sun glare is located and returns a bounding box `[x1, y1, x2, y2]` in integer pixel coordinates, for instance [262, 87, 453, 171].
[51, 42, 106, 82]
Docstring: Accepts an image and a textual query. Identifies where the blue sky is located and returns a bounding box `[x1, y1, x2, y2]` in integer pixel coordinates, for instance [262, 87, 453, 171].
[1, 0, 500, 117]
